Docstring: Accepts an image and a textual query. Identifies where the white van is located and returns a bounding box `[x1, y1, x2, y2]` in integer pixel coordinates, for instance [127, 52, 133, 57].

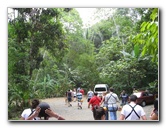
[94, 84, 109, 97]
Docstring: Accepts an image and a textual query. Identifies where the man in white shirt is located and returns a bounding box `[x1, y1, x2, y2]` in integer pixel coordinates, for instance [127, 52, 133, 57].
[105, 87, 119, 120]
[119, 94, 147, 120]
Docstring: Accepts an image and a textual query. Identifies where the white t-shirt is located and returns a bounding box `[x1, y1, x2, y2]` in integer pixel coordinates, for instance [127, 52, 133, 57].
[87, 91, 94, 98]
[121, 102, 146, 120]
[21, 108, 40, 120]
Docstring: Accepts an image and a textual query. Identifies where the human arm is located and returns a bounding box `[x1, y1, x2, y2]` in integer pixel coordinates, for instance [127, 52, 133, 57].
[149, 109, 158, 120]
[119, 114, 125, 120]
[45, 108, 65, 120]
[150, 112, 158, 120]
[100, 96, 104, 106]
[26, 107, 41, 120]
[141, 115, 147, 120]
[88, 99, 92, 109]
[88, 102, 91, 108]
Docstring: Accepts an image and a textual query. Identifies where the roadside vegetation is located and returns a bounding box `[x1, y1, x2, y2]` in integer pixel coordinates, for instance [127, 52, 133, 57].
[8, 8, 158, 119]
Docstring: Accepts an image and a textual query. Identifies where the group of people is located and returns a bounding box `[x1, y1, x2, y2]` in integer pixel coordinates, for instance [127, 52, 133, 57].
[88, 87, 120, 120]
[65, 87, 84, 109]
[88, 87, 158, 121]
[20, 99, 65, 120]
[20, 87, 158, 121]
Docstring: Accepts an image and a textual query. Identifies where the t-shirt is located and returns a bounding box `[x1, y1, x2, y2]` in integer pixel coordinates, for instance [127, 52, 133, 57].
[76, 92, 82, 100]
[21, 108, 40, 120]
[80, 89, 84, 95]
[87, 91, 94, 99]
[67, 91, 72, 97]
[121, 94, 128, 101]
[89, 96, 101, 110]
[121, 102, 146, 120]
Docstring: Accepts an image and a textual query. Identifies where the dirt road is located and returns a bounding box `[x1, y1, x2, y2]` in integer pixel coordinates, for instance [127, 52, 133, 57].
[41, 96, 154, 121]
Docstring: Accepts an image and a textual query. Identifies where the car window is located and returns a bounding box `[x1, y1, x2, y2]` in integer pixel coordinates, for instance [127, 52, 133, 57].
[143, 92, 149, 96]
[95, 88, 106, 91]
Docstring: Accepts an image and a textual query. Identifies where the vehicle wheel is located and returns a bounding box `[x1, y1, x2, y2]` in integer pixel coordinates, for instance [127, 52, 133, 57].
[141, 101, 146, 107]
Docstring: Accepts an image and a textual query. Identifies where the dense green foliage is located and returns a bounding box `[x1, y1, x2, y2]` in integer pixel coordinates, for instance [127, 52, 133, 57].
[8, 8, 158, 119]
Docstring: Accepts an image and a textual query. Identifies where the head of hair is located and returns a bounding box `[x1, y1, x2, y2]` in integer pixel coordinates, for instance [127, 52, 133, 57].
[110, 87, 114, 92]
[93, 106, 105, 120]
[129, 95, 137, 102]
[94, 92, 98, 96]
[31, 99, 40, 109]
[154, 100, 158, 110]
[38, 102, 50, 120]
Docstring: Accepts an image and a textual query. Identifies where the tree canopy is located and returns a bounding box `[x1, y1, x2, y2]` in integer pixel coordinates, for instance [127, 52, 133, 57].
[8, 8, 158, 119]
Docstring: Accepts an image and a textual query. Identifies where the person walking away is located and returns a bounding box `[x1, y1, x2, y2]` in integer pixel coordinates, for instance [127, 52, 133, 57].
[20, 99, 40, 120]
[67, 89, 72, 107]
[120, 90, 128, 106]
[119, 94, 147, 120]
[64, 90, 68, 105]
[88, 92, 101, 112]
[73, 88, 77, 102]
[105, 87, 120, 120]
[87, 89, 94, 102]
[100, 92, 109, 120]
[150, 99, 158, 120]
[80, 88, 85, 97]
[76, 90, 83, 109]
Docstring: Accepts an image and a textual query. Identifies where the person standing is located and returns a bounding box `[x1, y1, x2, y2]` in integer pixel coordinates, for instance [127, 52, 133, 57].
[100, 92, 109, 120]
[88, 92, 101, 112]
[133, 87, 138, 93]
[120, 90, 128, 106]
[105, 87, 119, 120]
[72, 88, 77, 102]
[67, 89, 72, 107]
[119, 94, 147, 120]
[80, 88, 85, 97]
[87, 89, 94, 102]
[76, 90, 83, 109]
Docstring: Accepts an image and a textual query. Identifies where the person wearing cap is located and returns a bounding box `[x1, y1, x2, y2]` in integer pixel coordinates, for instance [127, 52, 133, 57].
[119, 94, 147, 120]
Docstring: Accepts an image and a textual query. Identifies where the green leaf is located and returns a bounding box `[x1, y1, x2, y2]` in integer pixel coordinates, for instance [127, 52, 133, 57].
[134, 44, 140, 58]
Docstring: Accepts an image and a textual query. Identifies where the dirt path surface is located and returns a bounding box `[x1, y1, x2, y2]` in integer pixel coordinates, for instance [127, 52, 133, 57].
[41, 97, 153, 121]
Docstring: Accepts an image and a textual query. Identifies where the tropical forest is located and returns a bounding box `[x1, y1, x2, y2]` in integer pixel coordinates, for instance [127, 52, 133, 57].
[8, 8, 158, 119]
